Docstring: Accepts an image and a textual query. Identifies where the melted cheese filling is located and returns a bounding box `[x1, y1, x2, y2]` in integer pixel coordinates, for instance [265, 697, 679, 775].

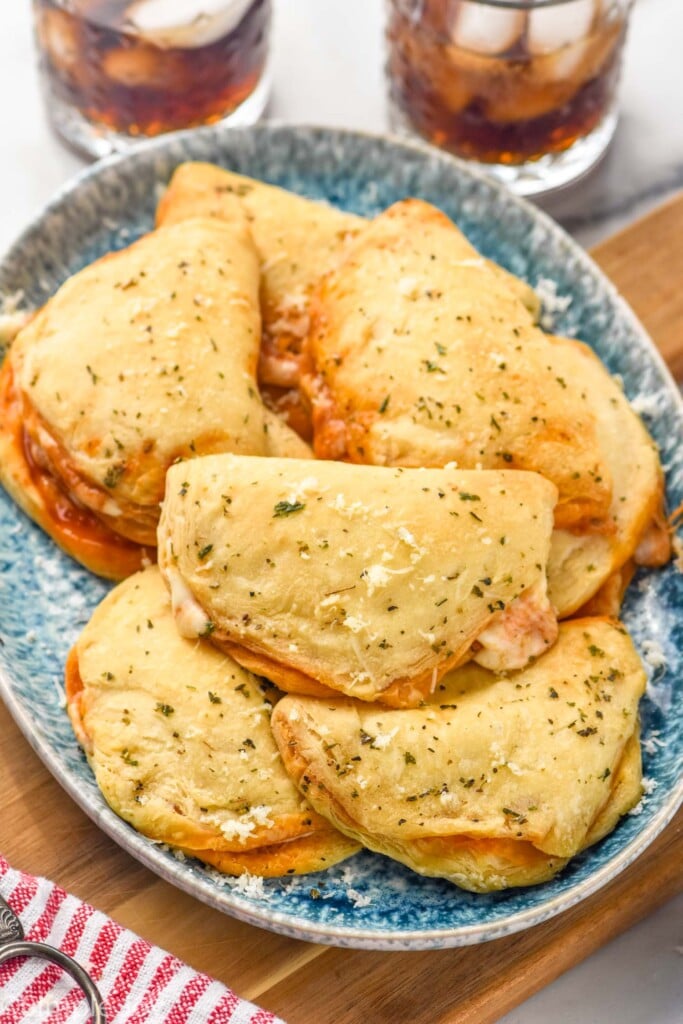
[472, 579, 559, 673]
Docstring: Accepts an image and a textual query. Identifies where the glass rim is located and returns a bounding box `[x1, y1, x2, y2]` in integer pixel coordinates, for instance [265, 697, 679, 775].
[428, 0, 628, 7]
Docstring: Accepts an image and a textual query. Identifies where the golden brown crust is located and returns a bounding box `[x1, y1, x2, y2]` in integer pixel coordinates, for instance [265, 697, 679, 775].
[15, 218, 266, 504]
[5, 218, 269, 559]
[0, 359, 154, 579]
[272, 708, 568, 890]
[67, 567, 359, 876]
[635, 503, 672, 567]
[216, 640, 341, 699]
[573, 561, 636, 619]
[1, 216, 310, 577]
[303, 199, 612, 534]
[156, 162, 364, 390]
[182, 830, 360, 878]
[262, 408, 313, 460]
[156, 165, 543, 399]
[583, 732, 642, 847]
[159, 454, 558, 705]
[216, 635, 468, 708]
[155, 166, 248, 228]
[547, 338, 668, 616]
[485, 260, 541, 321]
[64, 645, 91, 753]
[271, 619, 645, 891]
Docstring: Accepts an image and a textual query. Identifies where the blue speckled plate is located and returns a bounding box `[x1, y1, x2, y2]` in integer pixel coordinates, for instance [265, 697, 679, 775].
[0, 125, 681, 950]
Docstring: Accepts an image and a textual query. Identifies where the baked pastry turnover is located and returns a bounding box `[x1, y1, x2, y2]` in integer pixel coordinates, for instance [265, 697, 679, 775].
[303, 198, 614, 534]
[65, 566, 360, 876]
[158, 454, 559, 706]
[546, 338, 668, 616]
[156, 161, 363, 398]
[0, 216, 308, 579]
[271, 619, 645, 892]
[156, 163, 540, 440]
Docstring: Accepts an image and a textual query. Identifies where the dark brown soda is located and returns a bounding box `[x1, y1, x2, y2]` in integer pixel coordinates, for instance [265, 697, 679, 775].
[387, 6, 626, 165]
[34, 0, 270, 138]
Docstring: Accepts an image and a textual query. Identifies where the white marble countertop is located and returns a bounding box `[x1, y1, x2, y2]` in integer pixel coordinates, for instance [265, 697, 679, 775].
[0, 3, 681, 1023]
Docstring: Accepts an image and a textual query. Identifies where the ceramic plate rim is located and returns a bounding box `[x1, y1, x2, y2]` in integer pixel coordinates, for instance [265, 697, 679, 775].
[0, 122, 681, 951]
[2, 659, 681, 951]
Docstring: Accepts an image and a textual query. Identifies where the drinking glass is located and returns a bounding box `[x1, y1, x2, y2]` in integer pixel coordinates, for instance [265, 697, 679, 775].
[33, 0, 272, 159]
[386, 0, 634, 194]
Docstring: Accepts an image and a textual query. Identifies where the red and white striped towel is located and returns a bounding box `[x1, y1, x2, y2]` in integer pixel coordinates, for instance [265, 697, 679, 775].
[0, 856, 286, 1023]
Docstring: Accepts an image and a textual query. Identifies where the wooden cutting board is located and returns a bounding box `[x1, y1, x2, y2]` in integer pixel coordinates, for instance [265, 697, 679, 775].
[2, 193, 682, 1024]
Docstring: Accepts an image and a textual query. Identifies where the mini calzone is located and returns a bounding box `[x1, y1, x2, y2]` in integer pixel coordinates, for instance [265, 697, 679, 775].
[546, 337, 668, 616]
[65, 566, 359, 876]
[270, 619, 645, 892]
[158, 454, 558, 706]
[303, 198, 613, 535]
[156, 163, 541, 438]
[156, 162, 363, 403]
[0, 215, 309, 579]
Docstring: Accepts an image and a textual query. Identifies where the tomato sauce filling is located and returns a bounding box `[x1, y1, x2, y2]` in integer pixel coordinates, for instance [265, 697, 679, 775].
[0, 361, 152, 577]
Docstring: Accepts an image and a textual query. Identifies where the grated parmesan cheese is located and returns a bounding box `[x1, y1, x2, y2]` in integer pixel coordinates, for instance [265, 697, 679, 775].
[641, 730, 665, 757]
[397, 526, 427, 562]
[346, 888, 373, 908]
[641, 639, 667, 671]
[285, 475, 320, 505]
[629, 392, 666, 419]
[372, 728, 399, 750]
[226, 872, 271, 900]
[439, 790, 460, 811]
[362, 564, 392, 593]
[219, 804, 273, 842]
[534, 277, 572, 330]
[343, 615, 369, 634]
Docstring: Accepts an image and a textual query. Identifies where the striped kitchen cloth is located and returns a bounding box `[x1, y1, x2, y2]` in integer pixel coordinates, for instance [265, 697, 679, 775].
[0, 856, 286, 1023]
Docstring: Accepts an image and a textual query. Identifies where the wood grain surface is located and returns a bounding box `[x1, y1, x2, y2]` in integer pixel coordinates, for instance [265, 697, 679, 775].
[1, 193, 682, 1024]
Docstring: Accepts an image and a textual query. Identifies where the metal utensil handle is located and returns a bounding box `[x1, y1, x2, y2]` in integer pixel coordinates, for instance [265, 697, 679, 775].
[0, 940, 107, 1023]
